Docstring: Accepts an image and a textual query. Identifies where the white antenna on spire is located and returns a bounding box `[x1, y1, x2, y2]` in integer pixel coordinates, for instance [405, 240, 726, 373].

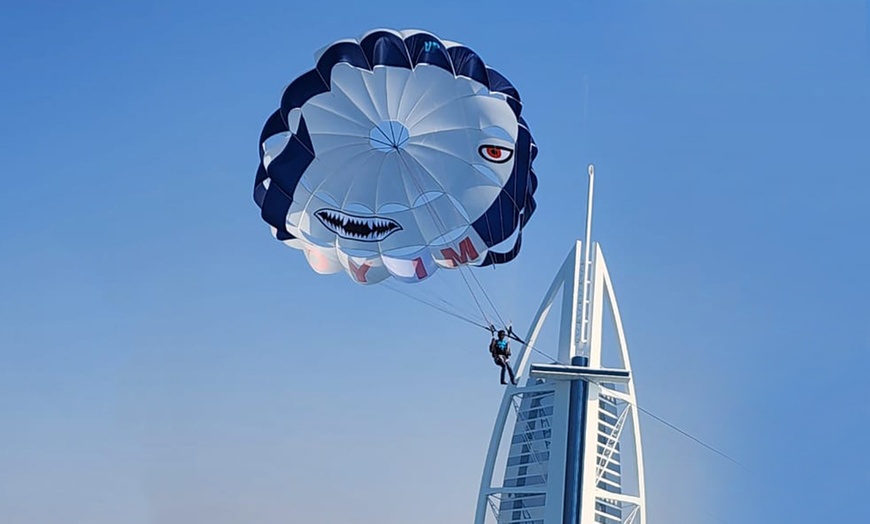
[579, 164, 595, 347]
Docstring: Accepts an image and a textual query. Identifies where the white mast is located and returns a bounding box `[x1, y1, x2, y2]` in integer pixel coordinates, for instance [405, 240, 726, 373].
[579, 164, 595, 348]
[474, 165, 647, 524]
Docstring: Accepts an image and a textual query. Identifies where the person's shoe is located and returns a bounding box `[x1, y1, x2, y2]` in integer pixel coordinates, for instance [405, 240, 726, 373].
[500, 380, 507, 385]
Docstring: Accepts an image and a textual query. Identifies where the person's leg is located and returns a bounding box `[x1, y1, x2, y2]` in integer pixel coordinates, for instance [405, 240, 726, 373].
[497, 358, 507, 384]
[506, 361, 517, 385]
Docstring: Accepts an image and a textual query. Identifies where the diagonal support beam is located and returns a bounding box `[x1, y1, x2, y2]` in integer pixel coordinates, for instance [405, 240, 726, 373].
[595, 406, 630, 486]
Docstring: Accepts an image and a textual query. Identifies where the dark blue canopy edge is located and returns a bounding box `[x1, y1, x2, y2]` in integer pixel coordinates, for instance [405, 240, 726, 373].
[254, 30, 538, 265]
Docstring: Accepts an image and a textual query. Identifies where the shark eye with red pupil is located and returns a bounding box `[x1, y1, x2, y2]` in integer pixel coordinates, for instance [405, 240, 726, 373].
[478, 144, 514, 164]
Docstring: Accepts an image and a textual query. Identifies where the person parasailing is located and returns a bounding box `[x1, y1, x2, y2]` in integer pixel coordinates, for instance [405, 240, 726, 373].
[489, 329, 517, 385]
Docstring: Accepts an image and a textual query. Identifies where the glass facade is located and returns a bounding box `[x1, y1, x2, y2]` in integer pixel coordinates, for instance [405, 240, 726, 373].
[497, 388, 555, 524]
[496, 390, 626, 524]
[594, 394, 622, 524]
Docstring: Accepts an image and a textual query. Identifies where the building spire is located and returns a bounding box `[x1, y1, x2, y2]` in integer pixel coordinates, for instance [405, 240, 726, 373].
[579, 164, 595, 349]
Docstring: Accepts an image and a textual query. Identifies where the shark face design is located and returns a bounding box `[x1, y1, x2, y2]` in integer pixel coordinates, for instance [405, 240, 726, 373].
[314, 209, 402, 242]
[254, 29, 538, 284]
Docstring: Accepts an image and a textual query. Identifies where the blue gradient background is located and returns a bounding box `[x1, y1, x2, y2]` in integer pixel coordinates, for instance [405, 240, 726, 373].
[1, 1, 868, 523]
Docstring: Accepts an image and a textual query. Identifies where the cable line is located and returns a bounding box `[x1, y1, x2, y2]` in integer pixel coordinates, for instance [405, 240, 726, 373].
[635, 404, 752, 474]
[385, 258, 749, 475]
[394, 149, 509, 328]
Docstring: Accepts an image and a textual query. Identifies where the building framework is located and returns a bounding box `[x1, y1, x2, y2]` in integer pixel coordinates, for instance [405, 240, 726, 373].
[475, 167, 647, 524]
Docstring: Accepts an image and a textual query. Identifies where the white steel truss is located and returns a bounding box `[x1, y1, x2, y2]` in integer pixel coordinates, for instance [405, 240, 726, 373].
[474, 240, 647, 524]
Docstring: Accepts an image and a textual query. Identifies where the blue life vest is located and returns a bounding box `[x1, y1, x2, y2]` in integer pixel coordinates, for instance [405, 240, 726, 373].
[495, 339, 509, 354]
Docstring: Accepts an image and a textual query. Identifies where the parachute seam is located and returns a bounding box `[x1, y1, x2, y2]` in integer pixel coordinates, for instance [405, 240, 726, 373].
[394, 149, 493, 325]
[396, 149, 507, 328]
[305, 96, 373, 132]
[296, 146, 383, 236]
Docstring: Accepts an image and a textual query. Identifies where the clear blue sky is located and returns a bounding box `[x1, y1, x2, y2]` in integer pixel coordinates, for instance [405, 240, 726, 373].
[1, 1, 868, 523]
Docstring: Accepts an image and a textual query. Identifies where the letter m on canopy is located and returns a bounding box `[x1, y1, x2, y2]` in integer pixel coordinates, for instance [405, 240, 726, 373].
[439, 237, 480, 268]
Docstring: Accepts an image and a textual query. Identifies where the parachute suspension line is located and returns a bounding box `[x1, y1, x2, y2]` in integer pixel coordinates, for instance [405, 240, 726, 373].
[504, 330, 557, 363]
[411, 286, 489, 327]
[457, 266, 498, 329]
[461, 250, 507, 328]
[381, 287, 748, 472]
[397, 152, 496, 326]
[468, 148, 531, 332]
[381, 282, 492, 331]
[382, 277, 491, 328]
[403, 152, 511, 331]
[394, 150, 504, 328]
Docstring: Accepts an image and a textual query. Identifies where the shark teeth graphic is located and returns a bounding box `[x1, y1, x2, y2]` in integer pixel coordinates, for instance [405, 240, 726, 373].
[315, 209, 402, 242]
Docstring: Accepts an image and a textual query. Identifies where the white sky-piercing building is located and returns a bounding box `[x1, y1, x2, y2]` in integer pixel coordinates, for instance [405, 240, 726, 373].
[476, 168, 647, 524]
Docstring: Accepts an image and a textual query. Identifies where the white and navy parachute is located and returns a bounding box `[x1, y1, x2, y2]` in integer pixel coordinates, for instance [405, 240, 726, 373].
[254, 29, 538, 284]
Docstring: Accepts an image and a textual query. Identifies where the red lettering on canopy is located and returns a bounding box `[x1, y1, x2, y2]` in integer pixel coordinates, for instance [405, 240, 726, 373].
[412, 257, 428, 280]
[306, 249, 330, 272]
[440, 236, 480, 268]
[348, 261, 372, 283]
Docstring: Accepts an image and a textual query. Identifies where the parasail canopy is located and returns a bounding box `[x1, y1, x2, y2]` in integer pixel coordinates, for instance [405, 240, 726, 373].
[254, 29, 538, 284]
